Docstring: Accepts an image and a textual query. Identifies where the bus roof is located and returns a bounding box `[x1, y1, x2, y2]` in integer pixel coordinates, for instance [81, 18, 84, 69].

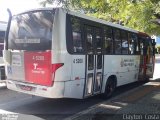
[67, 9, 138, 33]
[13, 7, 148, 36]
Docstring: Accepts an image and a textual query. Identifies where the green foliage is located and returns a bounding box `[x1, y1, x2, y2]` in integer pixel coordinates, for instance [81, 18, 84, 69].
[38, 0, 160, 36]
[157, 46, 160, 53]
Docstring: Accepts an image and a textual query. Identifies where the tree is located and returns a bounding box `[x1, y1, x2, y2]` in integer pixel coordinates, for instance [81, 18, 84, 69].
[38, 0, 160, 35]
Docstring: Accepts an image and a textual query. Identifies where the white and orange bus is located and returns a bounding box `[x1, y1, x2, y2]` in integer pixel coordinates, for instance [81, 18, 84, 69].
[3, 8, 155, 99]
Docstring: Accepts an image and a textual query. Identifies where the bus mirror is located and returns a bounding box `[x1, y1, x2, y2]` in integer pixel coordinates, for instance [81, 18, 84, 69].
[151, 39, 156, 46]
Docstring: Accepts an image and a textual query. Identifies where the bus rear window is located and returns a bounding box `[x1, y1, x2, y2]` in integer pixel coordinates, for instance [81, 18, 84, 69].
[8, 10, 54, 51]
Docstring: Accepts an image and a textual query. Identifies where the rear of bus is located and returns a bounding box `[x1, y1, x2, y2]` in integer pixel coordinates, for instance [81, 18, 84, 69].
[3, 8, 68, 98]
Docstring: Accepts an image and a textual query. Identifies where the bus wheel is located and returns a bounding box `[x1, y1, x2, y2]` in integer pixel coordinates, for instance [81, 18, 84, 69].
[102, 77, 116, 99]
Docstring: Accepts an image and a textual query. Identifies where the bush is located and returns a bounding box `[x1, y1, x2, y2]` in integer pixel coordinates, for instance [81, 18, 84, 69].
[157, 46, 160, 54]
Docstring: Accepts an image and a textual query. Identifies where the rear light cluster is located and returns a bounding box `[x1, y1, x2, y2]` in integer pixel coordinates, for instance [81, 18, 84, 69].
[52, 63, 64, 84]
[52, 63, 64, 72]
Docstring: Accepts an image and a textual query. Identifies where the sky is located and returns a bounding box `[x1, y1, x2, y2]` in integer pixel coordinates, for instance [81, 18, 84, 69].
[156, 37, 160, 45]
[0, 0, 41, 22]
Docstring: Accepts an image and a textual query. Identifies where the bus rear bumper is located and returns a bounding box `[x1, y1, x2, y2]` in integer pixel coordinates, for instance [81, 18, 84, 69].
[6, 80, 65, 98]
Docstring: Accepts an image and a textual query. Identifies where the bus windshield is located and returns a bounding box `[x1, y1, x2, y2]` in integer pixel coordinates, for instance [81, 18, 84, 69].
[8, 10, 54, 51]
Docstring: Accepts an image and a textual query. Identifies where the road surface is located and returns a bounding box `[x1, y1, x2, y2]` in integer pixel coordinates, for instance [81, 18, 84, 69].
[0, 82, 145, 120]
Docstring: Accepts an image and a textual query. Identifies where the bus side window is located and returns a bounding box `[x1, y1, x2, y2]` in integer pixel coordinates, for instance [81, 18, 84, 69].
[86, 26, 93, 53]
[139, 38, 145, 55]
[147, 40, 153, 63]
[114, 29, 121, 54]
[95, 28, 102, 52]
[134, 35, 139, 54]
[71, 17, 83, 53]
[128, 33, 138, 55]
[104, 27, 113, 54]
[121, 30, 128, 54]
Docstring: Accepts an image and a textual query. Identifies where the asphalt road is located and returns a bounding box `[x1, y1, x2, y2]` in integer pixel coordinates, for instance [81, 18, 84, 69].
[0, 54, 159, 120]
[0, 82, 144, 120]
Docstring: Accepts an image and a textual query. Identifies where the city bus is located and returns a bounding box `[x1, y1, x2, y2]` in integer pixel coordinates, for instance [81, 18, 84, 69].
[3, 8, 155, 99]
[0, 21, 7, 80]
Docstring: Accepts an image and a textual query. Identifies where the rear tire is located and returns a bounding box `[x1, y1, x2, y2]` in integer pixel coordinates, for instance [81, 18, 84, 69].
[102, 77, 116, 99]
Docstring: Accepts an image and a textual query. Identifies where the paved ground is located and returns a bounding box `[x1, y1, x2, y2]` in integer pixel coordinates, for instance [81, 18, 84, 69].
[65, 79, 160, 120]
[0, 80, 146, 120]
[1, 80, 160, 120]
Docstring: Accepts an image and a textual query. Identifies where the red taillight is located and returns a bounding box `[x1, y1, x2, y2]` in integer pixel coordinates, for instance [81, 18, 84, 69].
[51, 63, 64, 85]
[52, 63, 64, 72]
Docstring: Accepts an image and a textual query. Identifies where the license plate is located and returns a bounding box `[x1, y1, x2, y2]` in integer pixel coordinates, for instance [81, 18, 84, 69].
[20, 85, 33, 91]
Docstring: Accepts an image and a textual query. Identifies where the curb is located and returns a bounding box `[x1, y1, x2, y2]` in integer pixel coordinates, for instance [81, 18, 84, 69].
[64, 80, 160, 120]
[64, 85, 143, 120]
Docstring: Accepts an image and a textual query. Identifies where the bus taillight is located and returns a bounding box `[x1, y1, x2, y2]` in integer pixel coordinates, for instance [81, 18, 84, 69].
[52, 63, 64, 83]
[52, 63, 64, 72]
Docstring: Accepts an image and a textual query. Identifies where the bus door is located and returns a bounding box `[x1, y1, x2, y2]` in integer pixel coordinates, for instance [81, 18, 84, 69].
[138, 38, 154, 80]
[84, 25, 103, 97]
[139, 38, 147, 81]
[145, 39, 155, 78]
